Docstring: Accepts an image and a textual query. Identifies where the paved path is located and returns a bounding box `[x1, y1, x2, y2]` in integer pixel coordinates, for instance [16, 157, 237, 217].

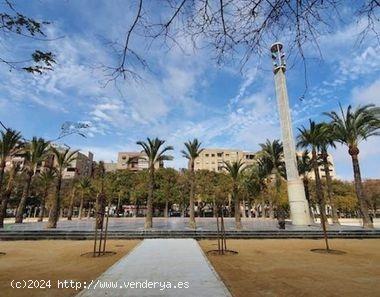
[77, 239, 231, 297]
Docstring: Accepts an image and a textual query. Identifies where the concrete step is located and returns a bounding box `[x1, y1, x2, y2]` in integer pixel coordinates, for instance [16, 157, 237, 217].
[1, 230, 380, 240]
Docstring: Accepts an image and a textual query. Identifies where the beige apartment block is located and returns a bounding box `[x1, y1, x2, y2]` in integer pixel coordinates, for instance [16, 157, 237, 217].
[4, 145, 94, 179]
[297, 152, 336, 180]
[61, 151, 94, 179]
[117, 152, 164, 171]
[194, 148, 256, 172]
[195, 148, 336, 180]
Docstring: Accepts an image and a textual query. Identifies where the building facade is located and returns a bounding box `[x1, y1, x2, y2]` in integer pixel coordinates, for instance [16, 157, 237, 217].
[61, 151, 94, 179]
[5, 146, 94, 180]
[116, 152, 164, 171]
[194, 148, 256, 172]
[194, 148, 336, 180]
[297, 152, 336, 180]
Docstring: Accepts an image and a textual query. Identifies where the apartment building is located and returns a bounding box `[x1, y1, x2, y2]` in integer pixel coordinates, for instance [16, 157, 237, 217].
[297, 152, 336, 180]
[61, 151, 94, 179]
[5, 146, 94, 179]
[116, 152, 164, 171]
[194, 148, 256, 172]
[194, 148, 336, 179]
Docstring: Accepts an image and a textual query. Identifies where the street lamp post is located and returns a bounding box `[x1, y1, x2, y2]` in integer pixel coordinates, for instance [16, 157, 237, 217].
[270, 42, 311, 226]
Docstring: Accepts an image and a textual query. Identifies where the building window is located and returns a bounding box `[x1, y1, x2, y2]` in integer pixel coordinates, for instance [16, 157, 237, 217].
[217, 153, 222, 157]
[225, 153, 229, 157]
[122, 156, 126, 160]
[205, 154, 209, 157]
[211, 154, 215, 157]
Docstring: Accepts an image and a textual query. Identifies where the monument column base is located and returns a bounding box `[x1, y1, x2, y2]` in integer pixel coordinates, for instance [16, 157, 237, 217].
[287, 179, 312, 226]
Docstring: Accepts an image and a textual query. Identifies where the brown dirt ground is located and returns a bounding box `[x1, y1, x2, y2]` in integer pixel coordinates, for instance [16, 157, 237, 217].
[0, 240, 140, 297]
[199, 239, 380, 297]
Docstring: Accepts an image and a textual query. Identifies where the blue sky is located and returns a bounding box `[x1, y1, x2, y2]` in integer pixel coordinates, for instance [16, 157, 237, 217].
[0, 0, 379, 180]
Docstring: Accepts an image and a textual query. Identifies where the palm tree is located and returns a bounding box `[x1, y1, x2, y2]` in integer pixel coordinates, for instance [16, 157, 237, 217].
[297, 120, 330, 250]
[223, 159, 246, 230]
[181, 138, 204, 229]
[297, 150, 314, 220]
[136, 137, 173, 229]
[0, 162, 20, 228]
[77, 177, 92, 219]
[47, 147, 78, 229]
[259, 139, 285, 218]
[0, 129, 22, 193]
[15, 137, 49, 223]
[37, 169, 56, 222]
[324, 104, 380, 229]
[319, 123, 340, 224]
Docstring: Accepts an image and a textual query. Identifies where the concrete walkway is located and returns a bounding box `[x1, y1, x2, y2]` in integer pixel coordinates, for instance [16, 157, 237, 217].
[77, 239, 231, 297]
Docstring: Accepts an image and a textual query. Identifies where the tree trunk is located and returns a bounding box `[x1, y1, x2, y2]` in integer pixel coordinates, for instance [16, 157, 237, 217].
[164, 200, 169, 218]
[312, 148, 329, 250]
[67, 188, 76, 221]
[233, 183, 242, 230]
[15, 172, 33, 224]
[38, 187, 48, 222]
[322, 150, 339, 224]
[87, 205, 91, 218]
[268, 201, 274, 219]
[0, 167, 18, 228]
[188, 160, 196, 229]
[78, 194, 84, 219]
[116, 195, 121, 217]
[241, 199, 246, 218]
[47, 174, 62, 228]
[349, 147, 373, 228]
[303, 178, 315, 221]
[0, 161, 6, 193]
[145, 166, 154, 229]
[213, 197, 217, 218]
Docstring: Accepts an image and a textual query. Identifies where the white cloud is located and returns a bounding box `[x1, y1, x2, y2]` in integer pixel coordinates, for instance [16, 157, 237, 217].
[351, 79, 380, 105]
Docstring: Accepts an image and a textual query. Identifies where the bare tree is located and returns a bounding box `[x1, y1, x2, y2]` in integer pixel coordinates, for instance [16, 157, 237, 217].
[104, 0, 379, 83]
[0, 0, 56, 73]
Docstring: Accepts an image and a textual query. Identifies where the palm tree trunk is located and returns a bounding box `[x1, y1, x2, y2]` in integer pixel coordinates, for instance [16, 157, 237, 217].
[233, 183, 242, 230]
[247, 200, 252, 218]
[0, 161, 6, 193]
[241, 199, 246, 218]
[164, 199, 169, 218]
[116, 195, 121, 217]
[268, 201, 274, 219]
[189, 161, 196, 229]
[312, 149, 329, 250]
[145, 166, 154, 229]
[38, 187, 48, 222]
[349, 148, 373, 228]
[303, 178, 315, 221]
[0, 169, 17, 228]
[87, 204, 91, 218]
[213, 197, 217, 218]
[47, 174, 62, 228]
[322, 151, 339, 224]
[15, 172, 33, 224]
[67, 188, 75, 221]
[78, 194, 84, 219]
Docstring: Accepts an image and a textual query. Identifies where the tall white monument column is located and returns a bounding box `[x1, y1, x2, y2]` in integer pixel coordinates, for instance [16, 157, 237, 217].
[270, 42, 311, 225]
